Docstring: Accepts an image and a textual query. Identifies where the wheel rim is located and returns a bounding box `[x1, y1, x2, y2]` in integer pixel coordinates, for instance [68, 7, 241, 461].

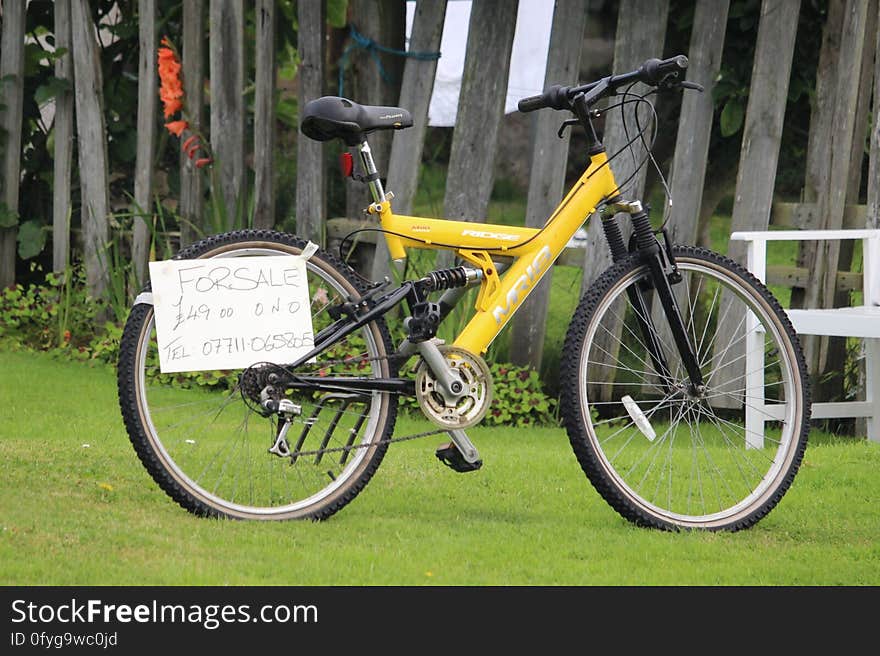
[577, 256, 802, 528]
[133, 244, 388, 518]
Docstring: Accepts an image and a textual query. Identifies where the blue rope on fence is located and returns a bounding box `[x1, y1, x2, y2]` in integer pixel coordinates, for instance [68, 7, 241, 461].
[337, 24, 441, 97]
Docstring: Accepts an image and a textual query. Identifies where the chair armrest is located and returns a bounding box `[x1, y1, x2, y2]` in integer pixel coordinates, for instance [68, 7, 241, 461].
[729, 229, 880, 304]
[731, 229, 880, 242]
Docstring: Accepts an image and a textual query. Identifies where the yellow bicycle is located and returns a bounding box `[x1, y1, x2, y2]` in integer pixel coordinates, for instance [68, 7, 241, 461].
[117, 56, 810, 531]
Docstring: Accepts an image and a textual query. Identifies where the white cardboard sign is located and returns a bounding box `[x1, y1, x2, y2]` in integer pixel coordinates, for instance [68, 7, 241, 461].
[148, 252, 317, 373]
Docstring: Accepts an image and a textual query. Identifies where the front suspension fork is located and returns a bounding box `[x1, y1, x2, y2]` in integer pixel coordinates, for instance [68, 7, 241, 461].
[601, 202, 703, 394]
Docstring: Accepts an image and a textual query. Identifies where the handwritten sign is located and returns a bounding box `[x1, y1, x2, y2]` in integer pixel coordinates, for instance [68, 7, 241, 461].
[148, 252, 317, 373]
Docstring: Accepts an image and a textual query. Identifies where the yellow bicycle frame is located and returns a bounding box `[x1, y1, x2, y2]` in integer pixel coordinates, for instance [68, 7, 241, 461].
[367, 151, 620, 355]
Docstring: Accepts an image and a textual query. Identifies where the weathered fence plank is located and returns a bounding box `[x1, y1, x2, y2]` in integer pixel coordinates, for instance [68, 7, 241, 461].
[862, 1, 880, 436]
[253, 0, 277, 230]
[52, 0, 74, 274]
[179, 0, 205, 247]
[381, 0, 446, 217]
[441, 1, 518, 223]
[210, 0, 245, 231]
[845, 1, 876, 209]
[437, 0, 519, 270]
[666, 0, 729, 248]
[710, 0, 801, 407]
[132, 0, 157, 286]
[870, 0, 880, 230]
[0, 0, 26, 289]
[509, 0, 587, 371]
[344, 0, 405, 226]
[578, 0, 670, 292]
[71, 0, 111, 298]
[296, 0, 327, 245]
[802, 0, 869, 375]
[370, 0, 447, 283]
[727, 0, 801, 261]
[789, 0, 843, 314]
[822, 0, 877, 414]
[802, 0, 843, 216]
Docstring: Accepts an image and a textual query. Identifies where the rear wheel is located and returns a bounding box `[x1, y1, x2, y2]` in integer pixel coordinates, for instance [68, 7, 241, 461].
[561, 246, 809, 531]
[117, 230, 397, 520]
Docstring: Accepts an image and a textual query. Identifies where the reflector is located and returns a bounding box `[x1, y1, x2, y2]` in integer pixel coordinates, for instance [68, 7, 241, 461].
[339, 152, 354, 177]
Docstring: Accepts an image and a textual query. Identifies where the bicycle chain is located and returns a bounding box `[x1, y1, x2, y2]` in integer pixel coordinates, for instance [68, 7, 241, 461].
[283, 426, 448, 460]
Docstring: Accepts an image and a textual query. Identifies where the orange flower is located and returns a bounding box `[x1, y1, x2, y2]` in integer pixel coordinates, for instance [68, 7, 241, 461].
[158, 38, 184, 118]
[157, 36, 213, 172]
[165, 120, 188, 136]
[185, 140, 202, 158]
[160, 93, 183, 118]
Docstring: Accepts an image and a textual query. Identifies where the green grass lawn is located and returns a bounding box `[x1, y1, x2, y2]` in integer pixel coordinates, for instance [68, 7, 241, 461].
[1, 348, 879, 586]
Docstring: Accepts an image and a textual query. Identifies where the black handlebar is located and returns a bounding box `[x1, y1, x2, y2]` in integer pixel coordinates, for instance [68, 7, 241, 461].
[517, 84, 569, 113]
[638, 55, 689, 86]
[517, 54, 690, 113]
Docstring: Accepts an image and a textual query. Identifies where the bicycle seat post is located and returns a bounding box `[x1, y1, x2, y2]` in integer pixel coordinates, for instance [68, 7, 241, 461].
[357, 139, 386, 204]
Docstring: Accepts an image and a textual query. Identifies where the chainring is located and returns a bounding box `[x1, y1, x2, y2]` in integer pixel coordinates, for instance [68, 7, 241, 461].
[414, 345, 493, 429]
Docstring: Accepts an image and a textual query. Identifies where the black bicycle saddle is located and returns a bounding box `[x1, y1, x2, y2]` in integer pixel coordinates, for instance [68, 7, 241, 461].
[300, 96, 413, 146]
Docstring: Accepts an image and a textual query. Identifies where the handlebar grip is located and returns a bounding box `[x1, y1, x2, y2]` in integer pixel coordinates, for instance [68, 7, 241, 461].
[640, 55, 689, 85]
[518, 84, 570, 113]
[518, 94, 547, 113]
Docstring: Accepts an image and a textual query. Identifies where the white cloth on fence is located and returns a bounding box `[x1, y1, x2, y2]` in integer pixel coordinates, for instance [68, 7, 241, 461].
[405, 0, 554, 127]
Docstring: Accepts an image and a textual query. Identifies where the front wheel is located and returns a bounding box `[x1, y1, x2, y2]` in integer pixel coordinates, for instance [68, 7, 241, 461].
[561, 246, 810, 531]
[116, 230, 398, 520]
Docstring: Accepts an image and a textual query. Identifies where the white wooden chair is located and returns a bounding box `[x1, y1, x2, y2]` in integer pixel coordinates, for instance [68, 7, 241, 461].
[730, 229, 880, 444]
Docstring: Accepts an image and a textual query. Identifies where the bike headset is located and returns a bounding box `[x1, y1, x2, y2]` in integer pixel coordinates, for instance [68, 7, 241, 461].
[338, 56, 701, 266]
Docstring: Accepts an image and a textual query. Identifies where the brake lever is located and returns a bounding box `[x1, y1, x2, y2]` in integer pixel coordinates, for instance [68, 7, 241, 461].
[657, 77, 705, 94]
[680, 81, 705, 92]
[557, 118, 579, 139]
[557, 108, 603, 139]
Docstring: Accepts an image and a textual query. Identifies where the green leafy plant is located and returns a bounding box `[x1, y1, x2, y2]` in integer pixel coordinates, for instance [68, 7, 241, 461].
[483, 362, 558, 427]
[0, 264, 103, 352]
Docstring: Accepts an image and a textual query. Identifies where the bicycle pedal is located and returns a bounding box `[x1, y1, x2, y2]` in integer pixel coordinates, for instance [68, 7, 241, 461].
[435, 442, 483, 473]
